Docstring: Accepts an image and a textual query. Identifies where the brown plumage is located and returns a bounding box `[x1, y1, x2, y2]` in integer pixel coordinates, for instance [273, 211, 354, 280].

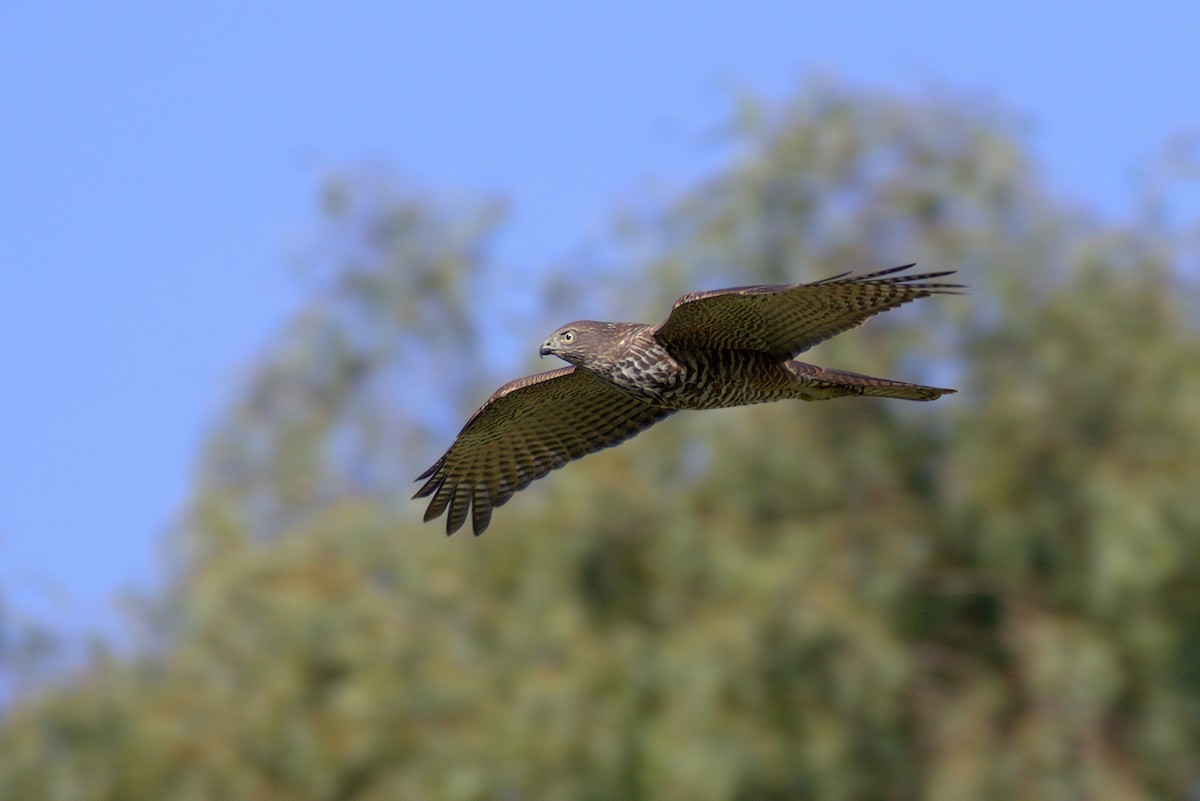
[415, 264, 962, 535]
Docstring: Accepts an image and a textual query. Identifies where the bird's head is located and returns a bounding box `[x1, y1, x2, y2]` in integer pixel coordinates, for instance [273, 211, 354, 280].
[541, 320, 642, 371]
[540, 322, 590, 363]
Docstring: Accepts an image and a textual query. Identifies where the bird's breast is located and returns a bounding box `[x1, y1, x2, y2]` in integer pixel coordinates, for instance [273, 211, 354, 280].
[673, 350, 798, 409]
[602, 339, 795, 410]
[605, 340, 685, 404]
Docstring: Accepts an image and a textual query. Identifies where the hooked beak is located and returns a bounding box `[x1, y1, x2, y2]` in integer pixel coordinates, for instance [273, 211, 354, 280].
[539, 342, 552, 358]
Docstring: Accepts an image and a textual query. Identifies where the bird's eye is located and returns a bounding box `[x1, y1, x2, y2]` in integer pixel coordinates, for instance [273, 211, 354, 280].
[561, 330, 575, 343]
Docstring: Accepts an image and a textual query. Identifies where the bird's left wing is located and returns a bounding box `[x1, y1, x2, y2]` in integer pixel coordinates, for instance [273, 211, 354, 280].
[414, 367, 674, 536]
[654, 264, 962, 359]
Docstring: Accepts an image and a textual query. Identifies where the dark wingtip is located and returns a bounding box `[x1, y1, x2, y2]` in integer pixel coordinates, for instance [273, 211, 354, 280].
[811, 270, 852, 284]
[415, 460, 440, 481]
[413, 459, 446, 498]
[860, 263, 919, 279]
[445, 509, 468, 536]
[813, 263, 920, 285]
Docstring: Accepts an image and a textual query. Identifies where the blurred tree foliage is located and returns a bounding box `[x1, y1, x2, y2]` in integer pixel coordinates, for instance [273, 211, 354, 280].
[3, 84, 1200, 801]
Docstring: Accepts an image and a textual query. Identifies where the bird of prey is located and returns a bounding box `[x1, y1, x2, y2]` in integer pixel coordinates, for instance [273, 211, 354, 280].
[416, 264, 961, 535]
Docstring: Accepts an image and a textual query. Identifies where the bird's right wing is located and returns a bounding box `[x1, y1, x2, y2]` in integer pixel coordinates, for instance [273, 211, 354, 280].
[654, 264, 962, 359]
[414, 367, 674, 536]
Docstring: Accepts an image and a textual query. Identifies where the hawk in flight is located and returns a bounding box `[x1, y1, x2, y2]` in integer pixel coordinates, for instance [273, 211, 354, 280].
[416, 264, 961, 535]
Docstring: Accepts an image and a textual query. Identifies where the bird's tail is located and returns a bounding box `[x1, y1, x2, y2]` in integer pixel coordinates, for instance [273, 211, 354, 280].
[785, 360, 955, 402]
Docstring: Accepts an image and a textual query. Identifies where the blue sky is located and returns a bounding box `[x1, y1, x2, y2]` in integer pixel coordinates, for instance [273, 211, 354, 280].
[1, 1, 1198, 645]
